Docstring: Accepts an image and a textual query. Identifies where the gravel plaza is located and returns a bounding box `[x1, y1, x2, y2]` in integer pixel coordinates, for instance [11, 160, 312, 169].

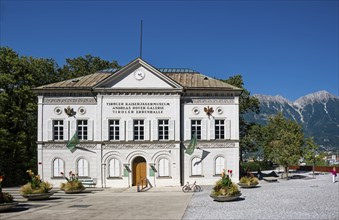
[1, 171, 338, 220]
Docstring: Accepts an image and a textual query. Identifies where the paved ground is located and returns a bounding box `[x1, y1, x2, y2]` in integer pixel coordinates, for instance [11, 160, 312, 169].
[1, 171, 338, 220]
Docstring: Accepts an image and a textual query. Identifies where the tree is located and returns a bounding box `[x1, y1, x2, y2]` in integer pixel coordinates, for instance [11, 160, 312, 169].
[0, 47, 121, 186]
[263, 113, 304, 179]
[303, 137, 325, 176]
[241, 124, 266, 160]
[0, 47, 60, 186]
[221, 75, 260, 160]
[60, 54, 120, 79]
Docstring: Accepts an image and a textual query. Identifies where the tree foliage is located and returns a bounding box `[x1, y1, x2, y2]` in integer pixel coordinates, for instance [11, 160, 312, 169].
[60, 54, 120, 79]
[0, 47, 119, 186]
[263, 113, 304, 178]
[0, 47, 61, 185]
[221, 75, 260, 158]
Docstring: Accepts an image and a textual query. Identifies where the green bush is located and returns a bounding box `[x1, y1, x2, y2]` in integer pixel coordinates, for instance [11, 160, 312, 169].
[241, 161, 274, 173]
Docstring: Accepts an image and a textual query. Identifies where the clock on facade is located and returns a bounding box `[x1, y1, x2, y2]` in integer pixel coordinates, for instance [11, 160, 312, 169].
[134, 70, 145, 80]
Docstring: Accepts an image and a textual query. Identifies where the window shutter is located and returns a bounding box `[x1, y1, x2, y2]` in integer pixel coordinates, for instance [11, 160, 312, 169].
[169, 119, 175, 140]
[201, 119, 207, 140]
[102, 119, 108, 141]
[185, 120, 190, 141]
[225, 120, 231, 139]
[152, 120, 158, 141]
[119, 119, 125, 141]
[71, 120, 76, 135]
[84, 159, 89, 176]
[127, 120, 133, 141]
[115, 159, 120, 177]
[78, 159, 84, 176]
[47, 120, 52, 140]
[53, 159, 58, 177]
[209, 119, 215, 140]
[64, 119, 69, 140]
[88, 120, 93, 140]
[144, 120, 150, 140]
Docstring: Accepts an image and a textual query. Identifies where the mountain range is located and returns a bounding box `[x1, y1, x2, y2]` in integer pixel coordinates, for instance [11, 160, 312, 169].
[244, 90, 339, 151]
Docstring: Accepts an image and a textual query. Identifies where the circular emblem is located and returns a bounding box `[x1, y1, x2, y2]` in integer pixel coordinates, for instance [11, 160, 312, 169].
[78, 106, 86, 115]
[134, 70, 145, 80]
[54, 107, 62, 115]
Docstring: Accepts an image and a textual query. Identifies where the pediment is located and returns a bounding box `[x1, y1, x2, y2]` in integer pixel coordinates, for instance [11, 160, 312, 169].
[94, 58, 183, 91]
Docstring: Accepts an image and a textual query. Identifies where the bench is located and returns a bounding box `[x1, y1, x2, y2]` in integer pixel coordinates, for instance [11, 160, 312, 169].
[80, 178, 97, 188]
[263, 177, 278, 182]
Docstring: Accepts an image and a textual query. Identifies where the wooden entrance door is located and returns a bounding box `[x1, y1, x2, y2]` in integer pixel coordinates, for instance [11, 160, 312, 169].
[132, 156, 147, 186]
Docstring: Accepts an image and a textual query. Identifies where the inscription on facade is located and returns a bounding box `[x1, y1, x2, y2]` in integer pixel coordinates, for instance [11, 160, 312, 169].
[44, 98, 96, 105]
[103, 143, 176, 149]
[184, 98, 234, 104]
[106, 102, 171, 114]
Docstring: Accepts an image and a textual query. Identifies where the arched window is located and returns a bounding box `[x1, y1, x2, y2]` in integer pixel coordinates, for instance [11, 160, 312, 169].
[191, 157, 202, 176]
[109, 158, 120, 177]
[158, 158, 170, 177]
[215, 156, 225, 175]
[77, 158, 89, 177]
[53, 158, 64, 177]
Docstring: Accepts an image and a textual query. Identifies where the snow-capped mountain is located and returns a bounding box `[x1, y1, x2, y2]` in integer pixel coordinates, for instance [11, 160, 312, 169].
[245, 91, 339, 151]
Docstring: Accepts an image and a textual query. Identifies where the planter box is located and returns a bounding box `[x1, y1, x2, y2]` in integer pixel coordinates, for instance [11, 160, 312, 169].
[210, 193, 242, 202]
[0, 202, 18, 212]
[63, 188, 85, 194]
[22, 192, 54, 200]
[237, 183, 258, 188]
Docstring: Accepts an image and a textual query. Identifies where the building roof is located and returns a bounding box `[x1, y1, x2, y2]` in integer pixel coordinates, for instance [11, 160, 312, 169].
[35, 73, 111, 90]
[163, 72, 239, 90]
[34, 58, 241, 92]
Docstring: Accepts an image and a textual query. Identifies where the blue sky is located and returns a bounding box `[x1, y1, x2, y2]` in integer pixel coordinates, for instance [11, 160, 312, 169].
[1, 0, 338, 101]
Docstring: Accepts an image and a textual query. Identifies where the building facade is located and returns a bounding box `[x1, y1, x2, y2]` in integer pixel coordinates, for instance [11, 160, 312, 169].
[34, 58, 242, 188]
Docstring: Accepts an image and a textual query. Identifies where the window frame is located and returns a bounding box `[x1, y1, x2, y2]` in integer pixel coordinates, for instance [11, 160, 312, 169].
[215, 156, 225, 175]
[158, 158, 170, 177]
[53, 158, 64, 177]
[109, 119, 120, 141]
[191, 120, 202, 140]
[77, 120, 88, 140]
[53, 120, 64, 141]
[215, 119, 225, 140]
[158, 119, 169, 141]
[191, 157, 202, 176]
[77, 158, 89, 177]
[133, 119, 144, 141]
[108, 158, 121, 178]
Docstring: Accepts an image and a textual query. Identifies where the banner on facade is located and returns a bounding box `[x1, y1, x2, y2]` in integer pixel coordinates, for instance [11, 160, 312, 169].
[66, 132, 79, 153]
[185, 132, 197, 155]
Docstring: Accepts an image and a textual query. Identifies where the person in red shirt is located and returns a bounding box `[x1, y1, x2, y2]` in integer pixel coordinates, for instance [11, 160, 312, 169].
[330, 167, 337, 183]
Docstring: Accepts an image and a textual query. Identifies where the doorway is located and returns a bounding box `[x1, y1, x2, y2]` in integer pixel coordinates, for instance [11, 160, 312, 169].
[132, 156, 147, 186]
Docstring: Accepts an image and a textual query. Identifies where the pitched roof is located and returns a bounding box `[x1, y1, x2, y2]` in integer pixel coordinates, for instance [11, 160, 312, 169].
[34, 59, 241, 92]
[164, 72, 240, 90]
[35, 73, 111, 90]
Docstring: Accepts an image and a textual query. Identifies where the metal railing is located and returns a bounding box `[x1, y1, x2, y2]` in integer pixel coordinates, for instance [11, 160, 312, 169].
[137, 178, 150, 192]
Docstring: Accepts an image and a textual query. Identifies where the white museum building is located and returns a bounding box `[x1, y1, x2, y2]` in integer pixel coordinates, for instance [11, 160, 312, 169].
[34, 58, 242, 188]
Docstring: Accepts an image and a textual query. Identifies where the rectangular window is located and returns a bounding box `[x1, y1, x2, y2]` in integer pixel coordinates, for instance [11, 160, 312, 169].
[53, 120, 64, 140]
[191, 120, 201, 140]
[158, 119, 169, 140]
[77, 120, 88, 140]
[133, 120, 144, 140]
[215, 120, 225, 139]
[109, 120, 120, 141]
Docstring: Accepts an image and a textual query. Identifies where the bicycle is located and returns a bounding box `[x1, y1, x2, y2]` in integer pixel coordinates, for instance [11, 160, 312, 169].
[182, 181, 201, 193]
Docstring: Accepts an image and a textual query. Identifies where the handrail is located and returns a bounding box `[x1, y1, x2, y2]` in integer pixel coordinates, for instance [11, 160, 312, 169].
[137, 178, 149, 192]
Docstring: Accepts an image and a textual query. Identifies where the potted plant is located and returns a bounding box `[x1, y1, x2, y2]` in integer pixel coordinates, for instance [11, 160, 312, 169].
[0, 175, 18, 212]
[238, 169, 259, 188]
[60, 171, 85, 194]
[210, 169, 241, 202]
[20, 170, 54, 200]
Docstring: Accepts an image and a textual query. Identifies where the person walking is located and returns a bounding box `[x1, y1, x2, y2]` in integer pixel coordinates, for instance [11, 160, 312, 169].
[330, 167, 337, 183]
